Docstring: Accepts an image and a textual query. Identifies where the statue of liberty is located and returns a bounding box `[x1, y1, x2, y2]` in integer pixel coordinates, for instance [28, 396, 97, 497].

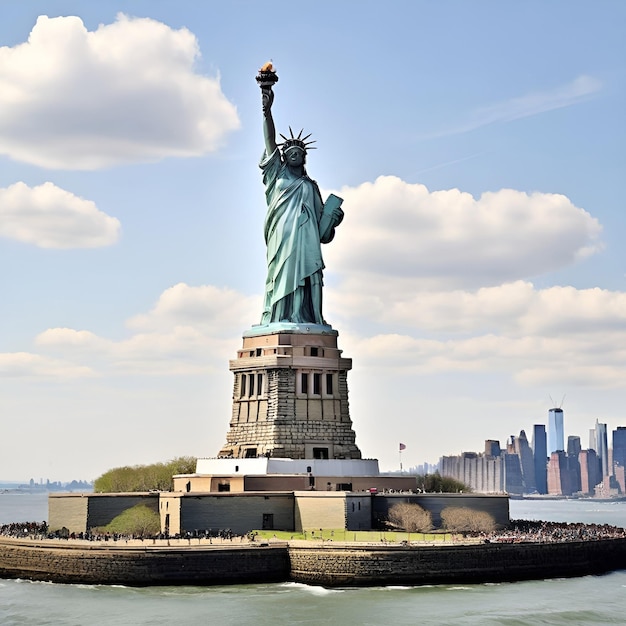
[256, 64, 344, 326]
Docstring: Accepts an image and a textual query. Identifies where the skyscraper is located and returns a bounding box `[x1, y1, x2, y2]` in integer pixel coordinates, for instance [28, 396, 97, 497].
[548, 408, 564, 454]
[566, 436, 582, 493]
[532, 424, 548, 494]
[595, 420, 609, 478]
[613, 427, 626, 470]
[579, 449, 600, 495]
[589, 428, 597, 452]
[547, 450, 573, 496]
[515, 430, 536, 493]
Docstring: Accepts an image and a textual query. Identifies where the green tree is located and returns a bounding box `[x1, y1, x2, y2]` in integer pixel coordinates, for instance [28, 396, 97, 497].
[94, 456, 197, 493]
[98, 505, 161, 537]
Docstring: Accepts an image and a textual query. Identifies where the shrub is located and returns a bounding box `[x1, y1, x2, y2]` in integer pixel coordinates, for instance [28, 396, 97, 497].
[97, 505, 161, 537]
[387, 502, 432, 532]
[440, 506, 496, 533]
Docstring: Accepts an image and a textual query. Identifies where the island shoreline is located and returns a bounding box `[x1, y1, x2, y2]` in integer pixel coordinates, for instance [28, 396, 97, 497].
[2, 535, 626, 588]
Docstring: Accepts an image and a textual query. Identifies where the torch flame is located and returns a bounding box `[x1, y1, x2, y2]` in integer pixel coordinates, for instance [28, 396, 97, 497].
[260, 61, 274, 72]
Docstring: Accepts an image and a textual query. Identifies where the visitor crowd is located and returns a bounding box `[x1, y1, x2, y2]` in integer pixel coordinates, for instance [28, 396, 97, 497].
[481, 520, 626, 543]
[3, 519, 626, 544]
[0, 522, 240, 542]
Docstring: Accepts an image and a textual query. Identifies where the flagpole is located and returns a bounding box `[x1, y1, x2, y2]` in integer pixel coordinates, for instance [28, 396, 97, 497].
[399, 443, 406, 472]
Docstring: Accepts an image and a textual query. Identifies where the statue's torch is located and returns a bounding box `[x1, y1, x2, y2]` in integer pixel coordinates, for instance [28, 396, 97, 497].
[256, 62, 279, 88]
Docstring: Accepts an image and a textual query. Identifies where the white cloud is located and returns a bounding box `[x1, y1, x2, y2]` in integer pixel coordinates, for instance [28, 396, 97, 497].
[0, 352, 94, 378]
[35, 328, 110, 352]
[347, 328, 626, 390]
[328, 281, 626, 336]
[0, 14, 240, 169]
[0, 181, 120, 248]
[31, 283, 260, 377]
[126, 283, 260, 334]
[326, 176, 602, 292]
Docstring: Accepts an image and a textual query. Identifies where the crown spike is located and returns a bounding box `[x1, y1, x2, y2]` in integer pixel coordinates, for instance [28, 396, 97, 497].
[279, 127, 315, 154]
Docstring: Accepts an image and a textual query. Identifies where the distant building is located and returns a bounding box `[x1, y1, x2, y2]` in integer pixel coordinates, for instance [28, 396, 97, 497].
[579, 449, 600, 495]
[485, 440, 501, 457]
[548, 408, 564, 454]
[613, 427, 626, 471]
[514, 430, 536, 493]
[567, 436, 581, 457]
[440, 440, 530, 495]
[594, 420, 609, 479]
[547, 451, 573, 496]
[440, 446, 505, 494]
[567, 436, 582, 493]
[614, 465, 626, 495]
[589, 428, 597, 453]
[532, 425, 548, 494]
[503, 453, 524, 495]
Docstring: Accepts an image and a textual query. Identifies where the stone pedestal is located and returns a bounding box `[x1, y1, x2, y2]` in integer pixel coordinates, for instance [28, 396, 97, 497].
[218, 325, 361, 460]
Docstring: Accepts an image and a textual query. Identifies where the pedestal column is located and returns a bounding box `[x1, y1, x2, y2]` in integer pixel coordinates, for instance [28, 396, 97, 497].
[218, 326, 361, 460]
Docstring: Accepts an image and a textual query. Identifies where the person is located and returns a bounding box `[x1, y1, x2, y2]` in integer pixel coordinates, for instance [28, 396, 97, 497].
[259, 81, 343, 325]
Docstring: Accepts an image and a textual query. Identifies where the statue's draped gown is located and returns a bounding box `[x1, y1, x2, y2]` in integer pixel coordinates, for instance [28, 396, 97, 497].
[260, 148, 325, 324]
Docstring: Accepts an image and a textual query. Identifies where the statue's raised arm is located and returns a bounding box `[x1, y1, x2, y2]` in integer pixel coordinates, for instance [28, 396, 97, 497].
[257, 62, 277, 156]
[255, 64, 344, 327]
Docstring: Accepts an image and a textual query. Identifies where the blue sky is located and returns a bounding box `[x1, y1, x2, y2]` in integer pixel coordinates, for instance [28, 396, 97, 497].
[0, 1, 625, 481]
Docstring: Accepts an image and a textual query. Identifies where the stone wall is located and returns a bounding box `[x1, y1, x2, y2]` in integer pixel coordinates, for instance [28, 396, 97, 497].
[3, 536, 626, 588]
[0, 537, 289, 585]
[219, 331, 361, 460]
[288, 538, 626, 587]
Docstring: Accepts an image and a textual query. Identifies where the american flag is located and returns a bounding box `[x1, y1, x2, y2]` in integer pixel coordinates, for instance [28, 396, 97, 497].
[399, 443, 406, 451]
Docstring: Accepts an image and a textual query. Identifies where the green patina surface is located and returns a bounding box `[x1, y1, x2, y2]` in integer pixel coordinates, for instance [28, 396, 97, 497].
[256, 66, 344, 326]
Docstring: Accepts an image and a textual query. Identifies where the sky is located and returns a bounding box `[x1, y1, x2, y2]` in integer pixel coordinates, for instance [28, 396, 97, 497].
[0, 1, 625, 481]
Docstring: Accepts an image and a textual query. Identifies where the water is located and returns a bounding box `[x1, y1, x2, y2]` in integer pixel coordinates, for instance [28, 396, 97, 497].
[2, 494, 626, 625]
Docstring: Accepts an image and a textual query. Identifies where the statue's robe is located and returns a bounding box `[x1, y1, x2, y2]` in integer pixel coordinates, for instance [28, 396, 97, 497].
[260, 148, 325, 324]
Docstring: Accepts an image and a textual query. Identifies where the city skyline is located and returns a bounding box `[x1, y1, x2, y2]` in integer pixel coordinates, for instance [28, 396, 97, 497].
[439, 407, 626, 496]
[1, 1, 625, 480]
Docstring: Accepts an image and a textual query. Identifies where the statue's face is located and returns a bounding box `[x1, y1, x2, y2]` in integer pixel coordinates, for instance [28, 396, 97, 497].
[284, 147, 305, 167]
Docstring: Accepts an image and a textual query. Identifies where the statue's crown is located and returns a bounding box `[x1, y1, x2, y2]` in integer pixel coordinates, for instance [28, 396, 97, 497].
[279, 127, 316, 153]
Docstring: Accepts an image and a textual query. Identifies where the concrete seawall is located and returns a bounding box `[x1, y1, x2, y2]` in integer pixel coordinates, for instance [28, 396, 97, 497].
[2, 536, 626, 587]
